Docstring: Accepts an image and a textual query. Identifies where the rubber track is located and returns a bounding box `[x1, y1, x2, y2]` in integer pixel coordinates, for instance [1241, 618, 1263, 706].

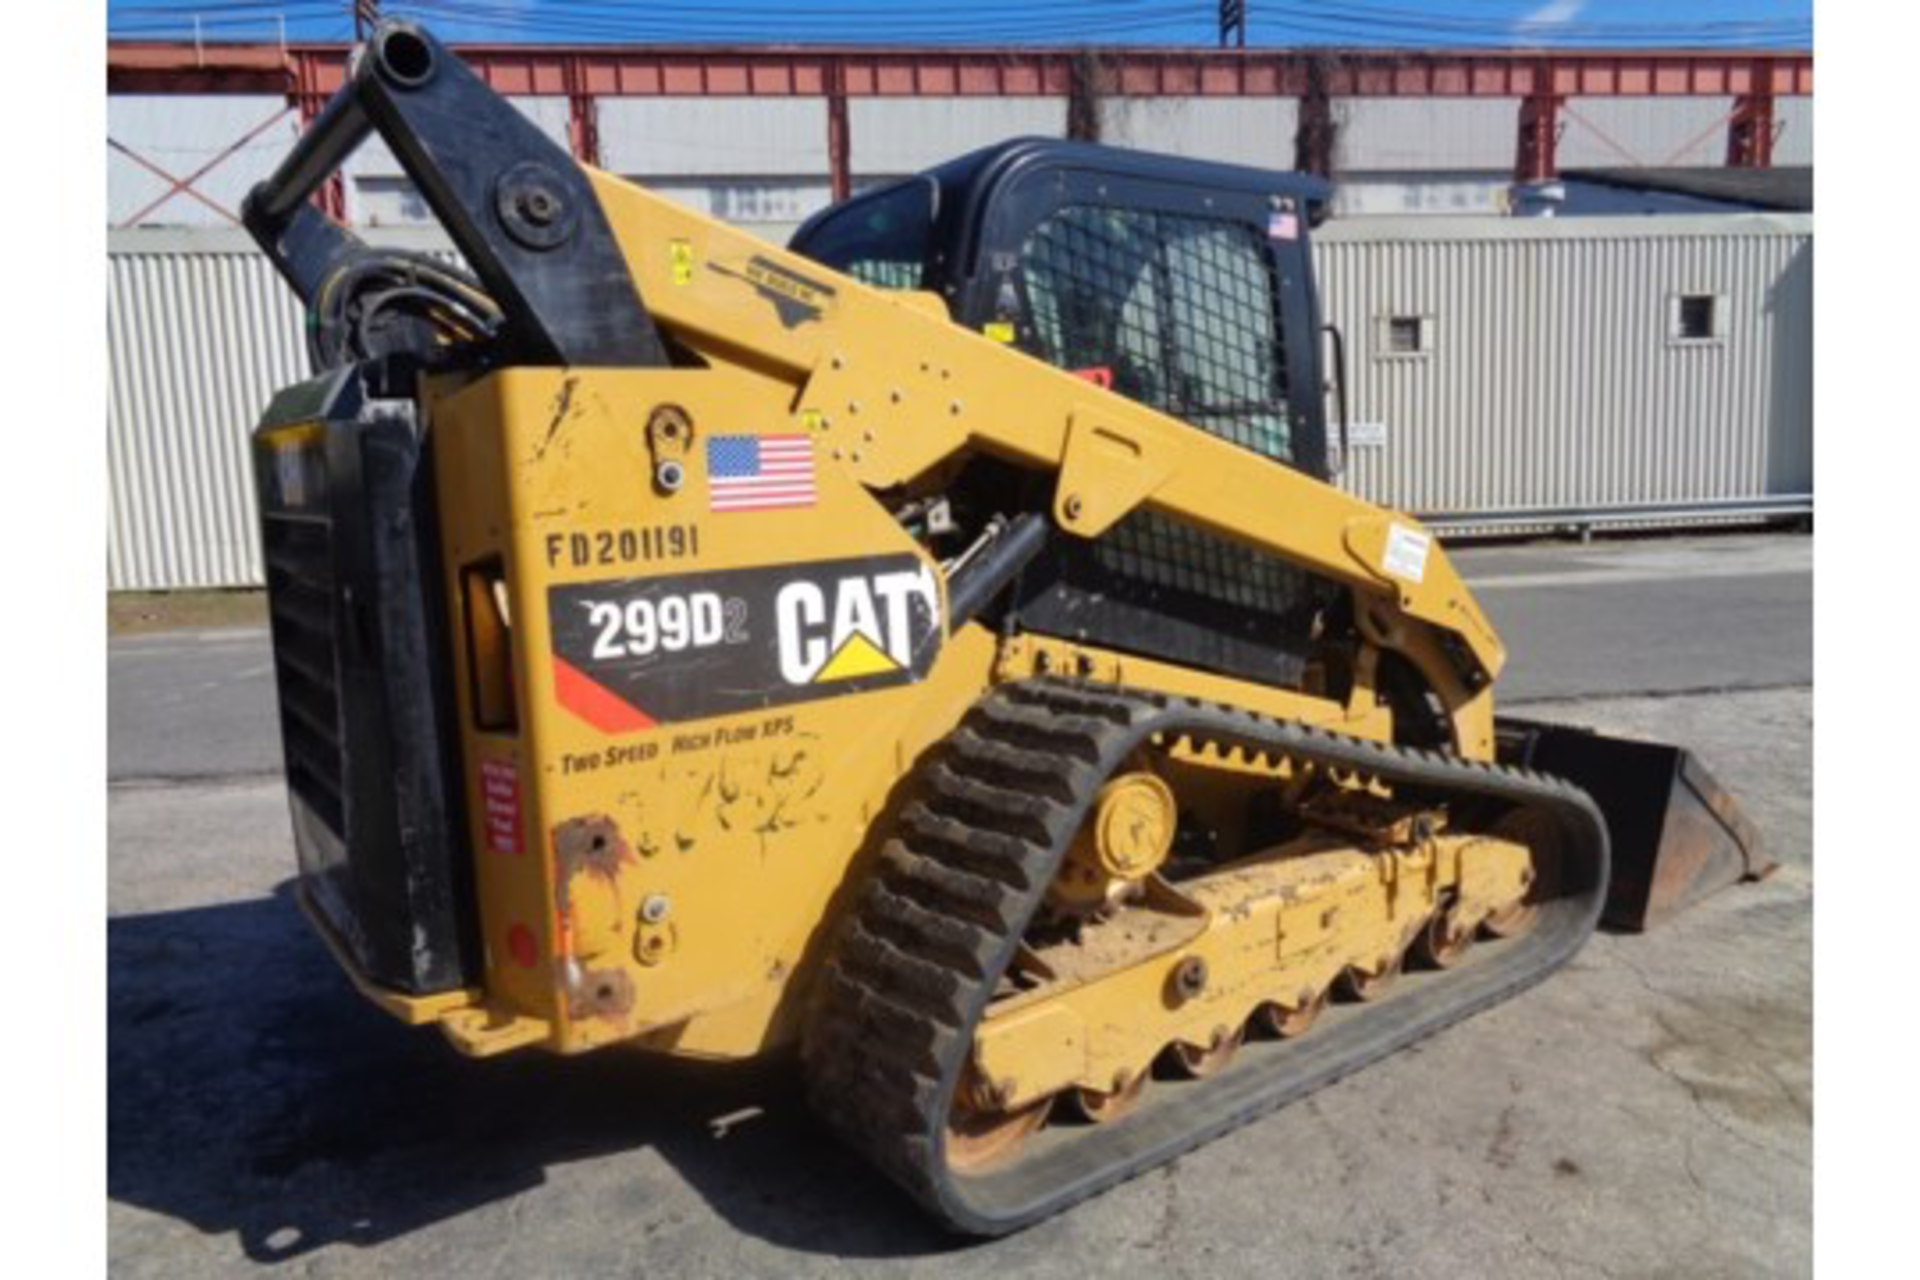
[802, 678, 1610, 1236]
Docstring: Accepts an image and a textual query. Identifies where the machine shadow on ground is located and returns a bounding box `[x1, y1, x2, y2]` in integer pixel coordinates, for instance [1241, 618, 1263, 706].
[107, 881, 960, 1265]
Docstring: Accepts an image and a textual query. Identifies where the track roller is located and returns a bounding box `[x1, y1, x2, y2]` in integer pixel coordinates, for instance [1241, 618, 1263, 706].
[1337, 948, 1406, 1002]
[1413, 899, 1474, 969]
[1163, 1026, 1244, 1080]
[1256, 989, 1329, 1038]
[1071, 1072, 1147, 1125]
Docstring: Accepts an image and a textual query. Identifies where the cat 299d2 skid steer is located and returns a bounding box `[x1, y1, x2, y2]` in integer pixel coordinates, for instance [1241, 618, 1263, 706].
[241, 22, 1768, 1234]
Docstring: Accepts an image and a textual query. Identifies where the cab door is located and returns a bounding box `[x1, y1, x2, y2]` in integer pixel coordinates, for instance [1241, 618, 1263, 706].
[954, 159, 1328, 481]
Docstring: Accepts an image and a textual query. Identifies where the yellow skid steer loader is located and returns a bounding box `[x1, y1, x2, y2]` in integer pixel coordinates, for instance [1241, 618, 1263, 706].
[240, 22, 1767, 1233]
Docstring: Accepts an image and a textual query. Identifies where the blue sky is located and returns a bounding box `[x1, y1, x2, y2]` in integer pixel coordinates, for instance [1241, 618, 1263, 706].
[107, 1, 1813, 48]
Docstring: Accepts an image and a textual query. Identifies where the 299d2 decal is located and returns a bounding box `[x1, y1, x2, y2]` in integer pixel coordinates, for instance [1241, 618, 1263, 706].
[583, 592, 747, 661]
[548, 554, 942, 733]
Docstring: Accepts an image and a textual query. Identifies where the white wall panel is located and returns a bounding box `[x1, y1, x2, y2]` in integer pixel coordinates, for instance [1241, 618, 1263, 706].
[1098, 98, 1297, 169]
[1773, 96, 1813, 166]
[1330, 176, 1510, 218]
[1558, 96, 1737, 168]
[599, 98, 828, 176]
[1335, 98, 1518, 171]
[850, 98, 1065, 176]
[109, 95, 301, 227]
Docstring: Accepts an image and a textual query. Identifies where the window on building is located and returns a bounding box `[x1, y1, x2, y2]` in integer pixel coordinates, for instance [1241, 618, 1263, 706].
[1376, 314, 1430, 358]
[1387, 316, 1425, 354]
[1674, 294, 1719, 342]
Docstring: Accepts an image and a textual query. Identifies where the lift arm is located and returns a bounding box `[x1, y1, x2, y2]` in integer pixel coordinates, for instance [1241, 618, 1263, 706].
[243, 20, 665, 369]
[246, 20, 1505, 730]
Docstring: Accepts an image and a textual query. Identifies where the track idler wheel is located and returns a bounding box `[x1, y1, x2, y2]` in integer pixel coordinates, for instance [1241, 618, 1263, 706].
[1481, 808, 1554, 939]
[1482, 900, 1540, 940]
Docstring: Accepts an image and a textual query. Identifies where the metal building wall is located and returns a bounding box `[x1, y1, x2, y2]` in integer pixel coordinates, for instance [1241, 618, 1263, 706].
[108, 217, 1812, 590]
[1329, 175, 1509, 218]
[1098, 98, 1298, 169]
[1312, 214, 1813, 527]
[1557, 97, 1736, 168]
[1774, 97, 1814, 166]
[851, 98, 1066, 176]
[111, 90, 1817, 235]
[601, 98, 835, 241]
[107, 227, 449, 590]
[1336, 98, 1519, 171]
[109, 95, 301, 227]
[599, 98, 830, 175]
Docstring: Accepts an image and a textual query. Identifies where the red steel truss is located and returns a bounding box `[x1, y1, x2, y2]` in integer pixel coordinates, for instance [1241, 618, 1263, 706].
[108, 41, 1814, 218]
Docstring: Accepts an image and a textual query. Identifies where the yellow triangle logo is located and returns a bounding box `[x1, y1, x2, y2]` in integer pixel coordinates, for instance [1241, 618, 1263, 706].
[815, 632, 900, 682]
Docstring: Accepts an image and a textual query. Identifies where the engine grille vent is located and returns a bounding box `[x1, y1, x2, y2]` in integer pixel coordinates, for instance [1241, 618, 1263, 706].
[263, 512, 345, 836]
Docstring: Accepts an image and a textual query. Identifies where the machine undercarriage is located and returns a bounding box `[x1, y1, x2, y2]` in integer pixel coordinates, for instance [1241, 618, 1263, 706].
[805, 680, 1606, 1229]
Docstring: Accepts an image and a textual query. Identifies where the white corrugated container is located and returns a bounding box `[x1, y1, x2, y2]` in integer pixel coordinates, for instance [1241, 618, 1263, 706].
[107, 215, 1812, 590]
[107, 227, 452, 590]
[1312, 214, 1813, 527]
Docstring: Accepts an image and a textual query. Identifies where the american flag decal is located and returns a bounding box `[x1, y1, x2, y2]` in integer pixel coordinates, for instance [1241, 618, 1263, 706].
[707, 433, 816, 513]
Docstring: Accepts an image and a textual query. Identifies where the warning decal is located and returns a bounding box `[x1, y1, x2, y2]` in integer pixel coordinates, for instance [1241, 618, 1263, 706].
[1383, 523, 1432, 585]
[547, 553, 943, 732]
[480, 758, 523, 855]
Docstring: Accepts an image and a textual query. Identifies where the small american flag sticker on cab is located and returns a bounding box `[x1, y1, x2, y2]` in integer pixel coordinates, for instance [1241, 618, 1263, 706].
[706, 433, 816, 513]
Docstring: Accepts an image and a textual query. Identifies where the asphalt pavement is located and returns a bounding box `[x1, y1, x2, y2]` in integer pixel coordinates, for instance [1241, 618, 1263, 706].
[106, 533, 1811, 784]
[1460, 534, 1811, 702]
[108, 532, 1813, 1277]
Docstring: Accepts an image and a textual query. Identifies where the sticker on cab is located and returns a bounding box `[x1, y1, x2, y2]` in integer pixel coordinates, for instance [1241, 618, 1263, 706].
[547, 554, 942, 733]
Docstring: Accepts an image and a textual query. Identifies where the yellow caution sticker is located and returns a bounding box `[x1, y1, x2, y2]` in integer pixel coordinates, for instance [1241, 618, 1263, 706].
[983, 321, 1015, 344]
[669, 240, 694, 286]
[799, 408, 826, 433]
